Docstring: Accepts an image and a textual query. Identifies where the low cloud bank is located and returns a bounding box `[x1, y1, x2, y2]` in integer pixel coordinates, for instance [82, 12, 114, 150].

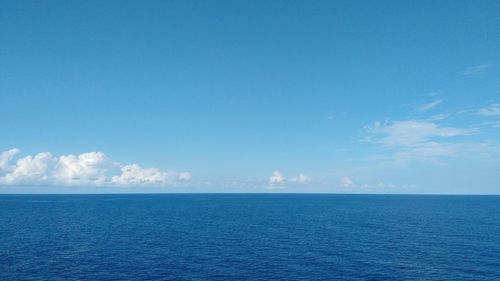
[0, 148, 190, 187]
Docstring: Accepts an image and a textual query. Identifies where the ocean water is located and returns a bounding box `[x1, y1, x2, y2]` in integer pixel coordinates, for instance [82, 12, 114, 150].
[0, 194, 499, 280]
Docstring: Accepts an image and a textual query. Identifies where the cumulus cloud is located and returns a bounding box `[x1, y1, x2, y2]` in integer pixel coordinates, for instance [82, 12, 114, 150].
[340, 176, 354, 188]
[268, 171, 310, 187]
[478, 104, 500, 116]
[178, 172, 191, 181]
[269, 170, 285, 184]
[0, 149, 190, 187]
[111, 164, 185, 186]
[2, 152, 54, 184]
[291, 173, 310, 183]
[0, 148, 20, 170]
[55, 152, 112, 185]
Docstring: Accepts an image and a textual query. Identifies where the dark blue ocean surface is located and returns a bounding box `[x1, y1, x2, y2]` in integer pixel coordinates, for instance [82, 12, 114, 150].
[1, 194, 499, 280]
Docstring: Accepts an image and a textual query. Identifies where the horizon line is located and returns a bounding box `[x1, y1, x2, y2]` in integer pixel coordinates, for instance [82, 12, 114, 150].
[0, 192, 499, 196]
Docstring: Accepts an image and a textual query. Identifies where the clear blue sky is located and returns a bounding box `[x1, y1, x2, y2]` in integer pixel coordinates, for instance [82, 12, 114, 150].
[1, 0, 499, 193]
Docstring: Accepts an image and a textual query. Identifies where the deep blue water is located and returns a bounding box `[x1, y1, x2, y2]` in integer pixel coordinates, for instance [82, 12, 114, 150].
[1, 194, 499, 280]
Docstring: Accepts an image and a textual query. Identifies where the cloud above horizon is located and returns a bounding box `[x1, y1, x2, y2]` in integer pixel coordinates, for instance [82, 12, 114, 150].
[0, 149, 190, 187]
[268, 170, 310, 187]
[340, 176, 354, 188]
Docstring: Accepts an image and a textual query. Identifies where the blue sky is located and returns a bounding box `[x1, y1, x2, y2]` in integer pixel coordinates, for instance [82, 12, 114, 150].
[1, 0, 499, 193]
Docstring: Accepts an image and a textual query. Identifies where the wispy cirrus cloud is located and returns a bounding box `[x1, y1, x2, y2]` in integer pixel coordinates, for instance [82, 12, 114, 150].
[363, 118, 479, 163]
[482, 121, 500, 128]
[462, 63, 492, 76]
[367, 120, 473, 148]
[428, 113, 449, 121]
[478, 104, 500, 116]
[0, 149, 190, 187]
[417, 99, 443, 112]
[476, 104, 500, 129]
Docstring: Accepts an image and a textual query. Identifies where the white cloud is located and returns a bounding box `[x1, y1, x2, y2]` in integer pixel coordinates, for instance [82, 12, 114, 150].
[0, 149, 190, 187]
[462, 63, 492, 76]
[340, 176, 354, 188]
[428, 113, 449, 121]
[268, 171, 311, 186]
[478, 104, 500, 116]
[0, 148, 20, 170]
[363, 119, 481, 164]
[290, 173, 310, 183]
[178, 172, 191, 181]
[111, 164, 180, 186]
[417, 99, 443, 112]
[392, 141, 461, 161]
[482, 121, 500, 128]
[368, 120, 473, 148]
[2, 152, 54, 184]
[362, 181, 416, 190]
[269, 170, 285, 184]
[54, 152, 112, 185]
[377, 181, 396, 188]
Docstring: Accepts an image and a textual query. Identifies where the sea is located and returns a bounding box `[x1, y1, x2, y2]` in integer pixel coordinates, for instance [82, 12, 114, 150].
[1, 194, 499, 280]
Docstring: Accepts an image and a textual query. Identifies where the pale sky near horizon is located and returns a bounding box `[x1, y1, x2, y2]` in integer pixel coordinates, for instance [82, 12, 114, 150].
[1, 0, 499, 194]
